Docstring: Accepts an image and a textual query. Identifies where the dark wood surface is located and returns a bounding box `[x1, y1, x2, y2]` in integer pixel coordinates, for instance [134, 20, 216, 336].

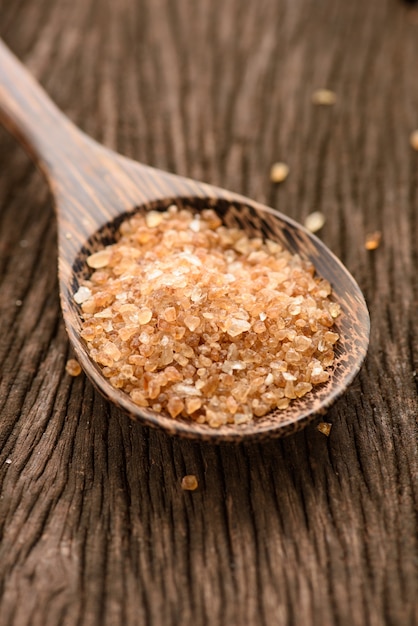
[0, 0, 417, 624]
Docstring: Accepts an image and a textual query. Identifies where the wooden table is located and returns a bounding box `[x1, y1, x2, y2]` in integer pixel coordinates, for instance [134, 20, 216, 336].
[1, 1, 417, 624]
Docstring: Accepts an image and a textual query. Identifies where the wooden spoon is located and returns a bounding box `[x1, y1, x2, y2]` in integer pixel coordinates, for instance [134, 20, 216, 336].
[0, 40, 370, 442]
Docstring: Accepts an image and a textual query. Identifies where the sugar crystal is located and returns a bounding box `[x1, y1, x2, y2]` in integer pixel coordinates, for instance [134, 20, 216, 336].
[87, 249, 112, 269]
[65, 359, 82, 377]
[181, 475, 198, 490]
[74, 286, 92, 304]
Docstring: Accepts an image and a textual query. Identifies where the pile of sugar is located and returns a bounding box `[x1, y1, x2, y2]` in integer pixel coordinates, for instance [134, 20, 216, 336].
[74, 206, 340, 428]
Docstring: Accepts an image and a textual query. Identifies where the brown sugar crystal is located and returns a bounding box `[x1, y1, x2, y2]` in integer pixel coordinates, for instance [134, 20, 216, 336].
[317, 421, 332, 437]
[75, 205, 340, 427]
[365, 231, 382, 251]
[65, 358, 82, 377]
[181, 475, 199, 491]
[311, 89, 337, 106]
[270, 162, 290, 183]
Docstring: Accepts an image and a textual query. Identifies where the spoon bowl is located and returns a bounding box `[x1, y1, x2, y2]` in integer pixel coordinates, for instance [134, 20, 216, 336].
[0, 40, 370, 441]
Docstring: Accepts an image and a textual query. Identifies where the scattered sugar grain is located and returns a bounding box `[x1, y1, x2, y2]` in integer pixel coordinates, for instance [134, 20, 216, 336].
[317, 421, 332, 436]
[305, 211, 326, 233]
[312, 89, 337, 106]
[270, 162, 290, 183]
[365, 231, 382, 250]
[181, 475, 198, 491]
[65, 359, 82, 377]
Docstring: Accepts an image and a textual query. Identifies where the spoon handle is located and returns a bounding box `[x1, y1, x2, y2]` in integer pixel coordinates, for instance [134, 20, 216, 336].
[0, 39, 167, 236]
[0, 39, 219, 235]
[0, 40, 94, 183]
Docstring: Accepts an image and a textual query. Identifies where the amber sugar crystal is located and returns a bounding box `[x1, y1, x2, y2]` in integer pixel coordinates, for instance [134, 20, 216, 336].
[74, 205, 340, 428]
[181, 475, 199, 491]
[65, 358, 82, 377]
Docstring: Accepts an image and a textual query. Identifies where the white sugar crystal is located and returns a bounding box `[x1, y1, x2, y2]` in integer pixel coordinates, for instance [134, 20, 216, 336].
[74, 286, 92, 303]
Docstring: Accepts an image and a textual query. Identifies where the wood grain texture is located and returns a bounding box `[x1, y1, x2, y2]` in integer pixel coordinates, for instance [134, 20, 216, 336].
[0, 0, 417, 624]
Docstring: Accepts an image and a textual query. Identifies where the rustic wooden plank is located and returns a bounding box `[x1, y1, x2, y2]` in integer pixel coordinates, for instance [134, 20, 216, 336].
[0, 0, 417, 624]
